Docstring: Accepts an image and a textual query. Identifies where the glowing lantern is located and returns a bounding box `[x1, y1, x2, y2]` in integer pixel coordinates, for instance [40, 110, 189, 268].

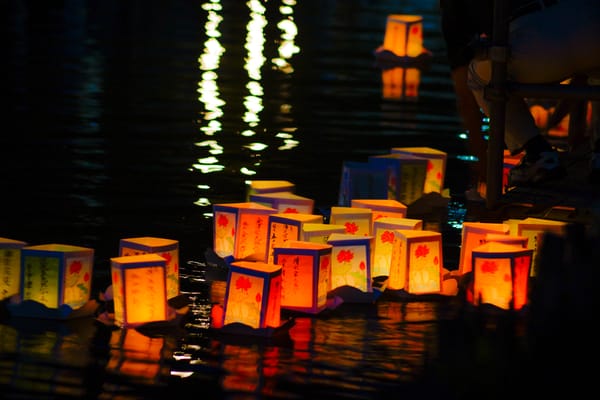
[266, 213, 323, 264]
[329, 206, 373, 236]
[273, 241, 332, 314]
[516, 217, 567, 276]
[110, 253, 169, 328]
[249, 191, 315, 214]
[391, 147, 447, 194]
[119, 237, 179, 300]
[382, 67, 421, 101]
[327, 233, 374, 295]
[351, 199, 408, 226]
[245, 179, 295, 201]
[372, 217, 423, 278]
[213, 202, 277, 262]
[388, 229, 443, 294]
[484, 233, 528, 248]
[338, 160, 390, 206]
[0, 237, 27, 300]
[458, 222, 510, 275]
[19, 244, 94, 310]
[383, 14, 423, 57]
[471, 242, 534, 310]
[503, 150, 525, 192]
[221, 260, 282, 330]
[368, 153, 428, 205]
[300, 223, 347, 244]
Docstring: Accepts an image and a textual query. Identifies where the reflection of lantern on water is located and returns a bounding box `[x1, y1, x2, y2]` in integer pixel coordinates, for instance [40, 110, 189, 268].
[219, 343, 280, 396]
[382, 67, 421, 101]
[0, 237, 27, 300]
[376, 300, 440, 323]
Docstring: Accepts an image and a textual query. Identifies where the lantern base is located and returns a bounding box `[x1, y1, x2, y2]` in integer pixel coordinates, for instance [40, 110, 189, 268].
[211, 317, 295, 338]
[6, 297, 100, 320]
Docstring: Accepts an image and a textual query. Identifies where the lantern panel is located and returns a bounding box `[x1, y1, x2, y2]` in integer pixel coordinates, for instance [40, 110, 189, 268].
[351, 199, 408, 223]
[250, 191, 315, 214]
[329, 206, 373, 236]
[368, 154, 428, 206]
[382, 67, 421, 101]
[383, 14, 423, 57]
[327, 233, 373, 293]
[0, 237, 27, 300]
[516, 217, 567, 276]
[266, 213, 323, 264]
[246, 180, 295, 201]
[391, 147, 447, 194]
[458, 222, 510, 275]
[300, 223, 347, 244]
[372, 217, 423, 278]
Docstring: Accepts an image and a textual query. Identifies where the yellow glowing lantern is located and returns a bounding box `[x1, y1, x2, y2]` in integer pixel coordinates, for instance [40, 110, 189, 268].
[273, 241, 332, 314]
[213, 202, 277, 262]
[327, 233, 374, 294]
[351, 199, 408, 225]
[110, 253, 169, 328]
[391, 147, 447, 194]
[119, 236, 179, 300]
[388, 229, 443, 294]
[221, 261, 282, 329]
[458, 222, 510, 275]
[266, 213, 323, 264]
[471, 242, 534, 310]
[19, 244, 94, 310]
[300, 223, 347, 244]
[383, 14, 423, 57]
[0, 237, 27, 300]
[329, 206, 373, 236]
[503, 150, 525, 192]
[516, 217, 567, 276]
[249, 191, 315, 214]
[245, 179, 295, 201]
[338, 161, 390, 206]
[382, 67, 421, 101]
[372, 217, 423, 278]
[368, 153, 428, 205]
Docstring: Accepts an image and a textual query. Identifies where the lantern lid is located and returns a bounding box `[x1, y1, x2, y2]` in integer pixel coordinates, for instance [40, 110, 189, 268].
[120, 237, 178, 247]
[230, 260, 282, 275]
[472, 242, 532, 255]
[111, 253, 167, 264]
[280, 240, 332, 251]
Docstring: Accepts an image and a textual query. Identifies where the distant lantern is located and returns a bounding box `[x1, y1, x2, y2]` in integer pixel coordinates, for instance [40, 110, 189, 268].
[516, 217, 567, 276]
[300, 223, 347, 245]
[245, 180, 295, 201]
[0, 237, 27, 301]
[329, 206, 373, 236]
[391, 147, 447, 194]
[273, 241, 332, 314]
[327, 233, 374, 295]
[383, 14, 423, 57]
[221, 261, 282, 330]
[338, 160, 391, 207]
[110, 253, 169, 328]
[119, 237, 179, 300]
[212, 202, 277, 262]
[388, 230, 443, 295]
[368, 153, 428, 206]
[382, 67, 421, 101]
[266, 213, 323, 264]
[371, 217, 423, 278]
[249, 191, 315, 214]
[471, 242, 534, 311]
[351, 198, 408, 225]
[458, 222, 510, 275]
[19, 243, 94, 310]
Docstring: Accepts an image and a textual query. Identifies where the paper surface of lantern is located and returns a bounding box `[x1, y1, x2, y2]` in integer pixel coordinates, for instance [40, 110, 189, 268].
[351, 199, 408, 224]
[273, 241, 332, 314]
[300, 223, 347, 244]
[249, 191, 315, 214]
[382, 67, 421, 101]
[266, 213, 323, 263]
[391, 147, 447, 194]
[0, 237, 27, 300]
[516, 217, 567, 276]
[388, 230, 443, 294]
[338, 160, 390, 206]
[20, 244, 94, 310]
[383, 14, 423, 57]
[119, 236, 179, 300]
[110, 253, 169, 328]
[222, 261, 282, 329]
[368, 153, 428, 205]
[471, 242, 534, 310]
[213, 202, 277, 261]
[329, 206, 373, 236]
[372, 217, 423, 278]
[327, 233, 374, 294]
[458, 222, 510, 275]
[246, 180, 295, 201]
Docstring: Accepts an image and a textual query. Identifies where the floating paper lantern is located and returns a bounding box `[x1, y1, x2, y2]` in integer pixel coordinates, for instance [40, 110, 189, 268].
[119, 237, 179, 300]
[471, 242, 534, 310]
[329, 206, 373, 236]
[213, 202, 277, 262]
[372, 217, 423, 278]
[300, 223, 347, 244]
[327, 233, 374, 294]
[250, 191, 315, 214]
[273, 241, 332, 314]
[0, 237, 27, 300]
[110, 253, 169, 328]
[245, 179, 295, 201]
[221, 261, 282, 329]
[383, 14, 423, 57]
[388, 229, 443, 295]
[516, 217, 567, 276]
[351, 198, 408, 224]
[368, 153, 428, 205]
[266, 213, 323, 263]
[458, 222, 510, 275]
[19, 244, 94, 310]
[391, 147, 447, 194]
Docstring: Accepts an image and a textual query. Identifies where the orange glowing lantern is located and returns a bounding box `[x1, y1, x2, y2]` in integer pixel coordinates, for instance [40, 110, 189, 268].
[382, 67, 421, 101]
[484, 233, 528, 248]
[266, 213, 323, 264]
[119, 237, 179, 300]
[338, 160, 390, 206]
[458, 222, 510, 275]
[0, 237, 27, 300]
[327, 233, 374, 295]
[351, 199, 408, 225]
[19, 244, 94, 310]
[249, 191, 315, 214]
[273, 241, 332, 314]
[516, 217, 567, 276]
[213, 202, 277, 262]
[471, 242, 534, 310]
[383, 14, 423, 57]
[391, 147, 447, 194]
[388, 229, 443, 295]
[368, 153, 428, 205]
[300, 223, 347, 244]
[329, 206, 373, 236]
[110, 253, 169, 328]
[372, 217, 423, 278]
[246, 179, 295, 201]
[221, 261, 282, 329]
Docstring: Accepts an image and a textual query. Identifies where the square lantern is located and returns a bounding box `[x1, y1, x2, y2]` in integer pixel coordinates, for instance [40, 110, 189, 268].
[338, 160, 390, 206]
[213, 202, 277, 262]
[20, 244, 94, 310]
[110, 253, 169, 328]
[273, 241, 332, 314]
[458, 222, 510, 275]
[327, 233, 374, 294]
[383, 14, 423, 57]
[368, 153, 428, 205]
[222, 261, 282, 330]
[249, 191, 315, 214]
[266, 213, 323, 264]
[351, 198, 408, 225]
[300, 223, 347, 244]
[382, 67, 421, 101]
[516, 217, 567, 276]
[329, 206, 373, 236]
[372, 217, 423, 278]
[388, 229, 443, 295]
[503, 150, 525, 192]
[119, 237, 179, 300]
[471, 242, 534, 310]
[0, 237, 27, 301]
[245, 180, 295, 201]
[391, 147, 447, 194]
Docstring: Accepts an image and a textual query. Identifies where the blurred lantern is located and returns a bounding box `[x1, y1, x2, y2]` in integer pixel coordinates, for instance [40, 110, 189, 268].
[327, 233, 374, 295]
[0, 237, 27, 300]
[119, 237, 179, 300]
[516, 217, 567, 276]
[502, 150, 525, 192]
[19, 244, 94, 310]
[382, 67, 421, 101]
[273, 241, 332, 314]
[249, 191, 315, 214]
[266, 213, 323, 264]
[245, 179, 295, 201]
[338, 160, 390, 206]
[458, 222, 510, 275]
[391, 147, 447, 193]
[221, 260, 282, 330]
[213, 202, 277, 262]
[388, 229, 443, 295]
[372, 217, 423, 278]
[471, 242, 534, 310]
[351, 199, 408, 225]
[300, 223, 347, 244]
[110, 253, 169, 328]
[329, 206, 373, 236]
[368, 153, 428, 205]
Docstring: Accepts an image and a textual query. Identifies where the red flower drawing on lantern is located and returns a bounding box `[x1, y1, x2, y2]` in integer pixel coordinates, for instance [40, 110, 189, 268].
[345, 222, 358, 234]
[427, 161, 433, 172]
[236, 276, 252, 292]
[411, 25, 420, 36]
[161, 252, 172, 264]
[84, 272, 90, 282]
[481, 261, 498, 274]
[359, 261, 366, 271]
[320, 257, 330, 270]
[503, 273, 511, 282]
[217, 214, 229, 228]
[255, 292, 261, 303]
[436, 171, 441, 180]
[69, 261, 82, 275]
[415, 244, 429, 258]
[374, 213, 385, 221]
[113, 271, 119, 284]
[381, 230, 395, 244]
[337, 249, 354, 263]
[283, 207, 299, 213]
